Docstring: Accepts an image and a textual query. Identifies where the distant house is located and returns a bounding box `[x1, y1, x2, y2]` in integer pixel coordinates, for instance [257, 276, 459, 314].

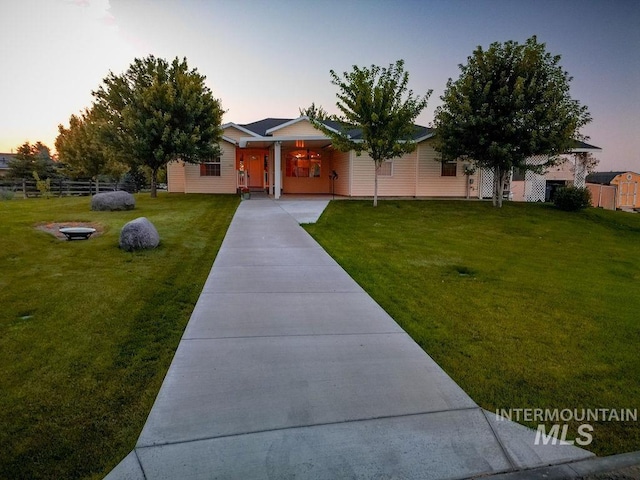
[0, 153, 14, 177]
[586, 171, 640, 210]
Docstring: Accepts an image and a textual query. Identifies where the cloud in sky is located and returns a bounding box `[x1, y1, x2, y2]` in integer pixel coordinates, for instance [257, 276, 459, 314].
[0, 0, 638, 171]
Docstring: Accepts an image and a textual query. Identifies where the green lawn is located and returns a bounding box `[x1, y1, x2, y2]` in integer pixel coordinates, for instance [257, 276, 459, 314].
[305, 200, 640, 456]
[2, 195, 638, 478]
[0, 193, 239, 480]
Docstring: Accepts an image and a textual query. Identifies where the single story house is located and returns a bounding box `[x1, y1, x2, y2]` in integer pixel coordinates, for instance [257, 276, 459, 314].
[586, 171, 640, 210]
[167, 116, 479, 199]
[167, 116, 600, 201]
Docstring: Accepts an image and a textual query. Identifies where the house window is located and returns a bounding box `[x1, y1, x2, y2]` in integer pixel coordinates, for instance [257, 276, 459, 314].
[286, 149, 321, 177]
[441, 162, 457, 177]
[377, 161, 393, 177]
[200, 158, 221, 177]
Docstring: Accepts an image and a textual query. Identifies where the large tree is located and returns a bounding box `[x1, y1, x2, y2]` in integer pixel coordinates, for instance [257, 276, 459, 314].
[91, 55, 224, 197]
[299, 102, 329, 120]
[433, 36, 591, 207]
[310, 60, 431, 206]
[7, 141, 58, 180]
[56, 108, 126, 193]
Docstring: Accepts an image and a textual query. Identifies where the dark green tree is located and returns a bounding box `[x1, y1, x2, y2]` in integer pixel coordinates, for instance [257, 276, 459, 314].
[299, 102, 329, 120]
[56, 108, 127, 193]
[310, 60, 431, 206]
[433, 36, 591, 207]
[7, 141, 58, 180]
[91, 55, 224, 197]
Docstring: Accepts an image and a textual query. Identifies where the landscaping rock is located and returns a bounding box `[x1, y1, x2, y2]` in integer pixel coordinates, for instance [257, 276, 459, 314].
[119, 217, 160, 251]
[91, 191, 135, 211]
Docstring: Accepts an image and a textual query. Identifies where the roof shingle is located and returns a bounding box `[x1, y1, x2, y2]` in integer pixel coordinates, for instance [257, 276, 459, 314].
[238, 117, 433, 141]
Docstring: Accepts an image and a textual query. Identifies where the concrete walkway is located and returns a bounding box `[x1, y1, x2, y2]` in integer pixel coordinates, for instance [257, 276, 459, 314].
[107, 197, 593, 479]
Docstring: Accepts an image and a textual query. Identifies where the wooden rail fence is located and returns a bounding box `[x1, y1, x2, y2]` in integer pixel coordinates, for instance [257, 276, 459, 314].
[0, 179, 133, 197]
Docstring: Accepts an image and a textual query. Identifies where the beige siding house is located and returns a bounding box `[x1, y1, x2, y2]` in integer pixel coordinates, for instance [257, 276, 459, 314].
[168, 116, 478, 199]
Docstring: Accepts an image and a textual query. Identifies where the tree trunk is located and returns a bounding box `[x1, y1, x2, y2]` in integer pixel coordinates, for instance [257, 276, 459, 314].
[373, 163, 379, 207]
[150, 168, 157, 198]
[495, 167, 509, 208]
[492, 166, 508, 208]
[492, 167, 499, 207]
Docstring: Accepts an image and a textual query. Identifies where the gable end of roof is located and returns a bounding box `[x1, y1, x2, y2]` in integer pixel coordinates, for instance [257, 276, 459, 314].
[586, 171, 626, 185]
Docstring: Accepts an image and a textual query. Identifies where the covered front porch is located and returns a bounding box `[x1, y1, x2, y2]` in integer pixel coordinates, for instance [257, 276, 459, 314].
[235, 141, 336, 198]
[235, 118, 337, 199]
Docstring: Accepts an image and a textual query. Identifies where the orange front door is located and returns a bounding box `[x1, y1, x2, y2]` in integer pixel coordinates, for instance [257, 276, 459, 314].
[247, 154, 263, 188]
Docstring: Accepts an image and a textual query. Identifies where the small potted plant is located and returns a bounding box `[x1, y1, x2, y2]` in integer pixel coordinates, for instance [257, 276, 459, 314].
[241, 187, 251, 199]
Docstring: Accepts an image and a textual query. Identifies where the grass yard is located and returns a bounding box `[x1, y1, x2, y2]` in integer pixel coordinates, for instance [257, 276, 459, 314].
[0, 193, 239, 480]
[305, 200, 640, 456]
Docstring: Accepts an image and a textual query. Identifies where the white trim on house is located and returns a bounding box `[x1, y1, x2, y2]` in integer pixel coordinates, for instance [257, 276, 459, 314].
[238, 135, 332, 148]
[349, 150, 354, 195]
[413, 132, 436, 143]
[570, 147, 603, 153]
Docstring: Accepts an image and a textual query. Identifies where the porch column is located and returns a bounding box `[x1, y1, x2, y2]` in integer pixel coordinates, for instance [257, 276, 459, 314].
[274, 141, 282, 199]
[269, 149, 274, 195]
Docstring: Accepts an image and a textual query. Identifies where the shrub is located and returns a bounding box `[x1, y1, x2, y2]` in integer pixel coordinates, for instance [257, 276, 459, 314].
[553, 186, 592, 211]
[32, 171, 52, 198]
[0, 189, 14, 201]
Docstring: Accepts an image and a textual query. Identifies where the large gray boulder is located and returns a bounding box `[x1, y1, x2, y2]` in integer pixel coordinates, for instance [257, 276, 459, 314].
[119, 217, 160, 251]
[91, 191, 135, 211]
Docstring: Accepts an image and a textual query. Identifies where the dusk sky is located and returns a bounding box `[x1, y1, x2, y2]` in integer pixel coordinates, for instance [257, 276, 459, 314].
[1, 0, 638, 171]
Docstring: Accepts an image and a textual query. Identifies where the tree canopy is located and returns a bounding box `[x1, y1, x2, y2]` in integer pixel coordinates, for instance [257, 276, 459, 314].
[299, 102, 329, 120]
[91, 55, 224, 197]
[433, 36, 591, 207]
[7, 141, 58, 180]
[56, 108, 125, 187]
[310, 60, 431, 206]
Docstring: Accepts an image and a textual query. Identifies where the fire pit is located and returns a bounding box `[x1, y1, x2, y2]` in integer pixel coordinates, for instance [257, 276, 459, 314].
[58, 227, 97, 240]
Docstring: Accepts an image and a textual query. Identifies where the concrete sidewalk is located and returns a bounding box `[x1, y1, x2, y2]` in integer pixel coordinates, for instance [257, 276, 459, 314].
[106, 198, 594, 479]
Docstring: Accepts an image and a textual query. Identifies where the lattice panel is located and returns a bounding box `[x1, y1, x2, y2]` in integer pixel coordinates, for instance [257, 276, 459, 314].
[574, 157, 587, 188]
[521, 156, 546, 202]
[480, 168, 494, 198]
[525, 170, 546, 202]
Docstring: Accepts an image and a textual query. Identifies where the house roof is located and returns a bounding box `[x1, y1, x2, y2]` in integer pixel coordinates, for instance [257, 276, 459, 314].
[571, 140, 602, 152]
[0, 153, 15, 169]
[235, 118, 598, 153]
[240, 118, 293, 136]
[586, 171, 628, 185]
[238, 117, 434, 142]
